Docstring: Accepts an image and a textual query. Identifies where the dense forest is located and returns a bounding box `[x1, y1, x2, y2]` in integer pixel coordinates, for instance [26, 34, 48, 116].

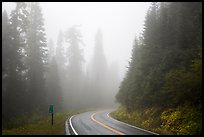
[2, 2, 202, 135]
[115, 2, 202, 135]
[2, 2, 119, 129]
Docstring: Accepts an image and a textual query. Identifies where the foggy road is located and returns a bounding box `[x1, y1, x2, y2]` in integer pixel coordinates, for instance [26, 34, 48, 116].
[65, 110, 159, 135]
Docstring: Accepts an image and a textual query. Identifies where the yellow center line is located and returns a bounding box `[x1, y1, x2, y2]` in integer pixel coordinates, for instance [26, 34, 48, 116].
[91, 112, 126, 135]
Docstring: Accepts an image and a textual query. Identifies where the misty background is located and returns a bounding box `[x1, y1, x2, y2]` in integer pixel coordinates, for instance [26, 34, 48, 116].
[2, 2, 202, 134]
[2, 2, 150, 117]
[3, 2, 150, 80]
[2, 2, 150, 111]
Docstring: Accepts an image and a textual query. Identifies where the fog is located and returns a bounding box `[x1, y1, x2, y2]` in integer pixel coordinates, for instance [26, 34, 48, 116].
[42, 2, 150, 80]
[2, 2, 150, 111]
[3, 2, 150, 80]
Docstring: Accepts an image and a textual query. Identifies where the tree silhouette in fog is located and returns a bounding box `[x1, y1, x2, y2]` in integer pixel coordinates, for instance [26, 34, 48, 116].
[64, 25, 85, 109]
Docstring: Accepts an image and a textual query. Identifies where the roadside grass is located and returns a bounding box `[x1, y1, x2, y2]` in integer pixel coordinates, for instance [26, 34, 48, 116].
[110, 106, 202, 135]
[110, 106, 169, 135]
[2, 110, 82, 135]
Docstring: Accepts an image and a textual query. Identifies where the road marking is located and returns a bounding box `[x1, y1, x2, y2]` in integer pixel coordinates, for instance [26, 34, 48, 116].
[107, 112, 159, 135]
[69, 115, 79, 135]
[65, 118, 69, 135]
[91, 113, 125, 135]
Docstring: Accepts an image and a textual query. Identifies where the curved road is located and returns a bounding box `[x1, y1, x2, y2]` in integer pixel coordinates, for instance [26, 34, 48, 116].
[66, 109, 159, 135]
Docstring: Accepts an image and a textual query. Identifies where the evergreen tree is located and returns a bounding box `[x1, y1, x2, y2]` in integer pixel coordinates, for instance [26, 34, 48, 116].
[64, 25, 85, 109]
[55, 30, 67, 110]
[2, 9, 12, 128]
[116, 2, 202, 111]
[106, 61, 120, 107]
[26, 2, 48, 113]
[46, 57, 63, 112]
[91, 29, 108, 107]
[48, 39, 55, 62]
[2, 2, 28, 128]
[56, 30, 65, 70]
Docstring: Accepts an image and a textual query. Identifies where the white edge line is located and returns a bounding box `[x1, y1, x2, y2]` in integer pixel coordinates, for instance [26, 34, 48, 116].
[65, 118, 69, 135]
[69, 115, 79, 135]
[107, 112, 159, 135]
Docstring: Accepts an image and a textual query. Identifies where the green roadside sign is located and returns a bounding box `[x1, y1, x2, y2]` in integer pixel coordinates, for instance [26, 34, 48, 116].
[49, 104, 53, 113]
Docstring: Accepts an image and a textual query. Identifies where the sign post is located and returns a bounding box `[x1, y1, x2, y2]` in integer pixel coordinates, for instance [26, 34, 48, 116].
[49, 104, 54, 125]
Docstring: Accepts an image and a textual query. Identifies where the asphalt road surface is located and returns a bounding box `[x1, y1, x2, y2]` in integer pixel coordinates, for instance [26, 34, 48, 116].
[66, 109, 159, 135]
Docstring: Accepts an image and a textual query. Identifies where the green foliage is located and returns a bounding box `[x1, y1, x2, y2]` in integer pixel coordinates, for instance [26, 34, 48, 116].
[164, 45, 202, 106]
[111, 105, 202, 135]
[2, 111, 82, 135]
[26, 2, 48, 112]
[115, 2, 202, 135]
[111, 106, 162, 134]
[2, 111, 45, 130]
[2, 3, 29, 129]
[160, 105, 202, 135]
[2, 2, 49, 129]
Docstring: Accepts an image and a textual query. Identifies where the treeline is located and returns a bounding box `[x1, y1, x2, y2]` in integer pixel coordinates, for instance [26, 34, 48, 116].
[2, 3, 51, 128]
[53, 28, 119, 110]
[2, 2, 119, 129]
[116, 2, 202, 134]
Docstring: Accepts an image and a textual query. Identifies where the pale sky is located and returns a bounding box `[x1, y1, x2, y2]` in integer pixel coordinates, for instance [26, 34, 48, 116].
[2, 2, 151, 80]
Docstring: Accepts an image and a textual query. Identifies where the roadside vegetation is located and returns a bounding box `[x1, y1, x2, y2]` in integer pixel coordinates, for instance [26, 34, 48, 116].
[2, 110, 82, 135]
[110, 105, 202, 135]
[114, 2, 202, 135]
